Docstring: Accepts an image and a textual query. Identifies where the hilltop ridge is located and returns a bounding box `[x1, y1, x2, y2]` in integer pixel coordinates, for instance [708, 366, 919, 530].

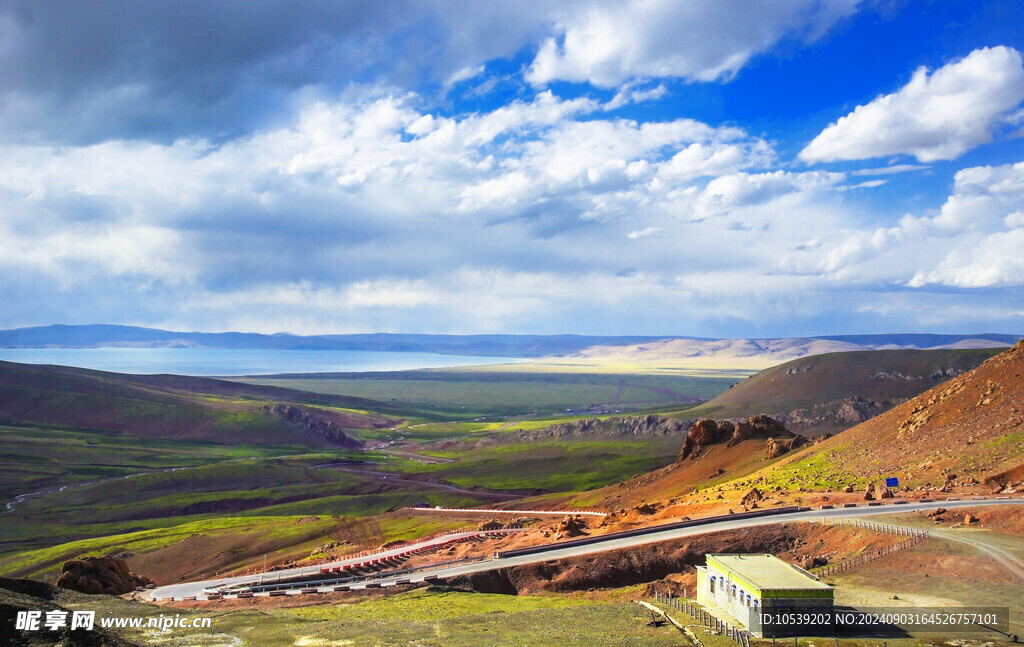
[680, 348, 1001, 434]
[759, 339, 1024, 488]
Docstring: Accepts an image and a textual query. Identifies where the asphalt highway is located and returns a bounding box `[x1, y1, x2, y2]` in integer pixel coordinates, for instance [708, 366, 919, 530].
[147, 498, 1024, 600]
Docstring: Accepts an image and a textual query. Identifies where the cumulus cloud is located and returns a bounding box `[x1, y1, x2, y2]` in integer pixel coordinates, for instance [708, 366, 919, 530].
[767, 160, 1024, 295]
[527, 0, 861, 87]
[2, 2, 1022, 337]
[0, 85, 791, 332]
[800, 46, 1024, 163]
[910, 229, 1024, 288]
[0, 0, 865, 145]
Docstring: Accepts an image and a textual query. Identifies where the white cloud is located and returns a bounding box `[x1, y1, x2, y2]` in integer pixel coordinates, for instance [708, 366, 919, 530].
[446, 65, 485, 87]
[604, 83, 668, 110]
[657, 141, 774, 182]
[527, 0, 861, 87]
[691, 170, 844, 219]
[910, 229, 1024, 288]
[772, 160, 1024, 291]
[849, 164, 930, 176]
[2, 79, 1021, 336]
[800, 46, 1024, 163]
[627, 227, 661, 239]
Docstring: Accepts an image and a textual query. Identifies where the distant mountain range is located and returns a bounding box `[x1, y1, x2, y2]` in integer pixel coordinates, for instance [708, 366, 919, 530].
[0, 324, 1020, 359]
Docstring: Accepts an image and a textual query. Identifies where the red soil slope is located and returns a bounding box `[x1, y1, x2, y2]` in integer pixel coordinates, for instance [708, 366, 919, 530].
[768, 340, 1024, 488]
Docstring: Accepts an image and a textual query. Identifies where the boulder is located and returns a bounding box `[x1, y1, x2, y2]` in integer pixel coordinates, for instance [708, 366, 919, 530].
[55, 556, 153, 595]
[555, 515, 589, 538]
[632, 503, 658, 516]
[765, 435, 808, 459]
[964, 514, 978, 525]
[864, 483, 876, 500]
[740, 488, 764, 506]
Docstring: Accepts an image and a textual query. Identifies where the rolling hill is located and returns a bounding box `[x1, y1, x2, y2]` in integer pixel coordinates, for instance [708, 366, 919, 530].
[678, 348, 1003, 434]
[0, 360, 401, 445]
[752, 339, 1024, 489]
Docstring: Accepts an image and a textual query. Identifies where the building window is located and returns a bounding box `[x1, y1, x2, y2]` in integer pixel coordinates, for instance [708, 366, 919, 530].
[710, 577, 716, 594]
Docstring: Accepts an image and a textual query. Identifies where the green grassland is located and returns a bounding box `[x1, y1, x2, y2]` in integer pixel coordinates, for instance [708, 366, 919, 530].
[0, 423, 310, 501]
[399, 436, 684, 492]
[0, 360, 711, 584]
[0, 446, 477, 552]
[240, 370, 735, 417]
[42, 587, 684, 647]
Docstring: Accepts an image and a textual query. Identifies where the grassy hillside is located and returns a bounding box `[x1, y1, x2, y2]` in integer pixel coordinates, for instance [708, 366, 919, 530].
[0, 359, 406, 444]
[0, 360, 708, 580]
[676, 348, 1001, 434]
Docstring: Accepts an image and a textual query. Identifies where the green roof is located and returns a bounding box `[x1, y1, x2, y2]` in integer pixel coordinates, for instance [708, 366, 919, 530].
[707, 554, 833, 592]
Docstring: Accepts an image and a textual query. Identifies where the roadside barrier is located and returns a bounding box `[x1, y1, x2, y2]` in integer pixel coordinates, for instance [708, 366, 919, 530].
[405, 506, 608, 517]
[495, 506, 807, 559]
[812, 517, 929, 577]
[206, 528, 520, 597]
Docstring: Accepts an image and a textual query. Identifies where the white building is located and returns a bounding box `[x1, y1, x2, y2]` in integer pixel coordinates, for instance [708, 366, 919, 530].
[697, 553, 834, 637]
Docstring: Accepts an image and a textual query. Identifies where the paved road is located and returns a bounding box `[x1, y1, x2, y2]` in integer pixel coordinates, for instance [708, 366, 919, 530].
[149, 498, 1024, 599]
[929, 528, 1024, 581]
[147, 529, 514, 600]
[410, 506, 607, 517]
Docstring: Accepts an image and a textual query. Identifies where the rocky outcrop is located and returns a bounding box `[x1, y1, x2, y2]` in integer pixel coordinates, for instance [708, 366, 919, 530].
[765, 435, 808, 459]
[55, 556, 153, 595]
[780, 395, 903, 428]
[679, 419, 720, 459]
[555, 515, 589, 539]
[678, 414, 807, 462]
[263, 404, 364, 448]
[517, 415, 689, 442]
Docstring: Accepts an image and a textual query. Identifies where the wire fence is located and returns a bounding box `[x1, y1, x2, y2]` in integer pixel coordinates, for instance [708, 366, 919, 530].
[811, 518, 929, 577]
[652, 591, 752, 647]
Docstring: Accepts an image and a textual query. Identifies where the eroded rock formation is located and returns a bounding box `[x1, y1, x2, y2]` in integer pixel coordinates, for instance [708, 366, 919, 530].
[517, 415, 689, 442]
[263, 404, 364, 448]
[678, 414, 808, 461]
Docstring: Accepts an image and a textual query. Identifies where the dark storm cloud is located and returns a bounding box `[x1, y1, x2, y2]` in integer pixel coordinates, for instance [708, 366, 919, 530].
[0, 0, 547, 144]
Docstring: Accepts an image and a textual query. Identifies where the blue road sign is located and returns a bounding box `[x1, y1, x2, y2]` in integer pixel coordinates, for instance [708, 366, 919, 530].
[885, 477, 899, 488]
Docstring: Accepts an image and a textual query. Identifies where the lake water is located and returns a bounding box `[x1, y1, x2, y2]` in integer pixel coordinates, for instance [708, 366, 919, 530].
[0, 348, 524, 376]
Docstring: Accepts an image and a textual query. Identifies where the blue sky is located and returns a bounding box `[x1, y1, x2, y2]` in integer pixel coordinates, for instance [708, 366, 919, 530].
[1, 0, 1023, 337]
